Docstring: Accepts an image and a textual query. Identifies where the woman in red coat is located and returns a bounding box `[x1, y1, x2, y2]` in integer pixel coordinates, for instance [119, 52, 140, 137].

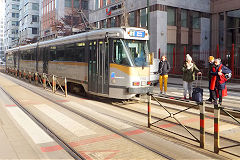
[210, 58, 232, 105]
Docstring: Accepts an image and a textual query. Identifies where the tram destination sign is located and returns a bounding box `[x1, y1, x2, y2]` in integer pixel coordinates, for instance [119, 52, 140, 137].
[129, 30, 145, 38]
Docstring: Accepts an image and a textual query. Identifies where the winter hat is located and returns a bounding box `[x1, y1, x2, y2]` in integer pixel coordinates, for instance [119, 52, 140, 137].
[186, 54, 192, 61]
[208, 56, 214, 62]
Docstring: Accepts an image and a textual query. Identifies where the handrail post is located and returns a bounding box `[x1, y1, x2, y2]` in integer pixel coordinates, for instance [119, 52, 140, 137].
[200, 103, 205, 148]
[64, 77, 67, 97]
[214, 104, 220, 153]
[148, 93, 151, 128]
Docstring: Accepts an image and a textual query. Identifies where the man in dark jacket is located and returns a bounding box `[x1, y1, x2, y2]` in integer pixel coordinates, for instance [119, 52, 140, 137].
[206, 56, 215, 103]
[158, 56, 170, 94]
[210, 58, 232, 105]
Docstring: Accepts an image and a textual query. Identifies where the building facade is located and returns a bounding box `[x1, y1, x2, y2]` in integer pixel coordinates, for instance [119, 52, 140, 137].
[40, 0, 89, 40]
[4, 0, 20, 49]
[211, 0, 240, 59]
[19, 0, 40, 45]
[89, 0, 211, 66]
[0, 0, 4, 60]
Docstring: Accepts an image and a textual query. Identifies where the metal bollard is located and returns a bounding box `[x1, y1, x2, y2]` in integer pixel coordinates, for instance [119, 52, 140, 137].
[52, 75, 56, 92]
[214, 104, 220, 153]
[29, 72, 32, 83]
[35, 73, 38, 85]
[148, 93, 151, 128]
[200, 103, 205, 148]
[23, 71, 26, 79]
[43, 73, 46, 89]
[64, 77, 67, 97]
[19, 71, 21, 78]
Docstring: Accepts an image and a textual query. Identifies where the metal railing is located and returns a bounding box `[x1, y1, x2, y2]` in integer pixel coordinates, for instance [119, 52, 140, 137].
[5, 67, 67, 97]
[147, 93, 205, 148]
[214, 104, 240, 154]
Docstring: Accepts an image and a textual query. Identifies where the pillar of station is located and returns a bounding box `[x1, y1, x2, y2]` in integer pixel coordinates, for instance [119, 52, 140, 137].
[149, 9, 167, 59]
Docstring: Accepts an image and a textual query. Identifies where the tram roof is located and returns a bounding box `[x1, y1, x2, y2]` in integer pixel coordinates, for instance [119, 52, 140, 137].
[6, 27, 149, 53]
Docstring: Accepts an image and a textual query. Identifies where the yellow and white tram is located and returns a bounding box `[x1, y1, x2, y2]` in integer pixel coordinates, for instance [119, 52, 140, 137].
[6, 27, 153, 99]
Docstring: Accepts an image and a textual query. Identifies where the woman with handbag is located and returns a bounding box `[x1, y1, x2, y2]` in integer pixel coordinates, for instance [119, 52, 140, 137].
[182, 54, 202, 99]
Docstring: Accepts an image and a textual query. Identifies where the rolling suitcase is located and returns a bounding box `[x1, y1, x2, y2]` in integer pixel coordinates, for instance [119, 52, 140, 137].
[192, 74, 203, 103]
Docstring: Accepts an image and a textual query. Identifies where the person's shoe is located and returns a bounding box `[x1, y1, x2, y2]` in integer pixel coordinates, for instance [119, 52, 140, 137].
[219, 102, 222, 105]
[206, 98, 212, 102]
[213, 101, 218, 105]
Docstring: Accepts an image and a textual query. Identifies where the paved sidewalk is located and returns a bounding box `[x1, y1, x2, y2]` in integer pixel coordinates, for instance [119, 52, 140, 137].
[167, 75, 240, 92]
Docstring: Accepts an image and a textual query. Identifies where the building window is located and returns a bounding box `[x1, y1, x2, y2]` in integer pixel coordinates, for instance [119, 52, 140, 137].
[95, 0, 99, 9]
[12, 4, 19, 10]
[167, 7, 176, 26]
[128, 12, 135, 27]
[32, 15, 39, 22]
[102, 19, 107, 28]
[32, 3, 39, 11]
[140, 8, 147, 28]
[65, 0, 72, 7]
[167, 44, 176, 66]
[12, 21, 19, 26]
[102, 0, 107, 7]
[192, 12, 200, 29]
[74, 0, 80, 8]
[111, 17, 116, 27]
[81, 0, 88, 10]
[32, 28, 38, 34]
[181, 9, 188, 28]
[12, 13, 19, 18]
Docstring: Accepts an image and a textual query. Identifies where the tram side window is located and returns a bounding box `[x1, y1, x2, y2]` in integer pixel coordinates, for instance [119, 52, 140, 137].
[113, 40, 130, 66]
[21, 49, 34, 60]
[65, 43, 77, 61]
[56, 45, 64, 61]
[38, 48, 43, 61]
[76, 42, 85, 62]
[49, 46, 57, 61]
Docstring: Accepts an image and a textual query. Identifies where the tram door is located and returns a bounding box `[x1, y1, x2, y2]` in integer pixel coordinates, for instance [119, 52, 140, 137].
[88, 40, 109, 94]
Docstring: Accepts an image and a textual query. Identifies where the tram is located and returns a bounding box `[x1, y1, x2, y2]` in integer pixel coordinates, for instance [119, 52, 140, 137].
[6, 27, 153, 99]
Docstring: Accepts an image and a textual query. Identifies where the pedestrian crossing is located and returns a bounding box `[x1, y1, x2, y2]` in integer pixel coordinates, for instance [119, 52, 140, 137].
[7, 107, 54, 144]
[34, 104, 96, 137]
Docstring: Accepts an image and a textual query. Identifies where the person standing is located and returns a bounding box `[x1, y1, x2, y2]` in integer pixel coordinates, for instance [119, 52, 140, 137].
[206, 56, 215, 103]
[158, 55, 170, 94]
[210, 58, 231, 105]
[182, 54, 202, 99]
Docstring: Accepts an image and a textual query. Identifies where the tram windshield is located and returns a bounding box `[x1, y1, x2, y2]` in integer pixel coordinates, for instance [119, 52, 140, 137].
[113, 39, 149, 67]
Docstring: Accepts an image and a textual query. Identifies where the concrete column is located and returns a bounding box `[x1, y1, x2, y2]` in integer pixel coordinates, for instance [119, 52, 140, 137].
[149, 10, 167, 58]
[188, 11, 193, 52]
[176, 8, 181, 55]
[224, 12, 227, 52]
[211, 13, 219, 51]
[200, 17, 210, 53]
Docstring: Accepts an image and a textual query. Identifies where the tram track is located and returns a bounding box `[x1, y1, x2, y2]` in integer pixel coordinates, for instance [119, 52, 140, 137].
[0, 73, 175, 160]
[2, 72, 239, 159]
[0, 86, 85, 160]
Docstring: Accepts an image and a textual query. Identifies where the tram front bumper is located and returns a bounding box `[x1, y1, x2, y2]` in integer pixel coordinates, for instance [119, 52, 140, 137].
[128, 86, 153, 94]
